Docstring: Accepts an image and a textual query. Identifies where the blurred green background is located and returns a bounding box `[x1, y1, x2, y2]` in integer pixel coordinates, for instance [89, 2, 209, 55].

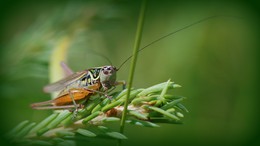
[0, 0, 259, 146]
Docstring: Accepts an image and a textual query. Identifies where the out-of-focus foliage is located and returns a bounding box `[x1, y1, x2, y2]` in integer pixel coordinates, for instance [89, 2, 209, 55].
[0, 0, 259, 146]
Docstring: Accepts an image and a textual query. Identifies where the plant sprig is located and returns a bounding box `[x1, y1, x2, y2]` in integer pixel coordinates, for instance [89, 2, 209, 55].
[7, 80, 187, 146]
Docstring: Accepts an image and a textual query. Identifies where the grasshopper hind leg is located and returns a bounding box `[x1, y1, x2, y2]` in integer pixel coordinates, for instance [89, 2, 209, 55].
[68, 90, 79, 119]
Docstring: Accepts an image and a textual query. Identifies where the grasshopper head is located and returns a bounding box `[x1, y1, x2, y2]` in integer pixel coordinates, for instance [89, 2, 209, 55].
[99, 65, 117, 90]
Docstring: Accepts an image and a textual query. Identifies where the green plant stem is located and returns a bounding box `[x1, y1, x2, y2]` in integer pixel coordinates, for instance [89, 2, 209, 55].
[119, 0, 147, 134]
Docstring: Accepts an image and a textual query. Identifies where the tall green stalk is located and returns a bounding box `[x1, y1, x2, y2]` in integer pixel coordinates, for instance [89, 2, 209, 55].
[119, 0, 147, 134]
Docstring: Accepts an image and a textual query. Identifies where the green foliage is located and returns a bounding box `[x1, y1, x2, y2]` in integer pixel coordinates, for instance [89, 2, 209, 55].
[7, 80, 187, 146]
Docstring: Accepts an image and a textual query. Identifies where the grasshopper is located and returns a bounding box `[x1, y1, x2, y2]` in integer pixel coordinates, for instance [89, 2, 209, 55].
[31, 63, 125, 112]
[31, 16, 226, 114]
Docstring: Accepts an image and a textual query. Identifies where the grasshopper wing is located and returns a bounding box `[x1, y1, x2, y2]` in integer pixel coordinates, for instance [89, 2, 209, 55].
[43, 71, 88, 93]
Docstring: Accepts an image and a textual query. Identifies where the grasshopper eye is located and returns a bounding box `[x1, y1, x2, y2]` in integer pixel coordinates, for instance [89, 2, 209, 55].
[104, 71, 109, 75]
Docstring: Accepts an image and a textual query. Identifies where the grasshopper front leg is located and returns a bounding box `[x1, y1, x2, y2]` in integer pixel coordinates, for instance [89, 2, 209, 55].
[114, 80, 126, 90]
[82, 81, 127, 100]
[83, 87, 112, 99]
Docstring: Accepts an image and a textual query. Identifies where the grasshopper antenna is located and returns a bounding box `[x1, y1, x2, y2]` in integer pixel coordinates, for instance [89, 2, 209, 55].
[117, 15, 239, 70]
[87, 49, 113, 66]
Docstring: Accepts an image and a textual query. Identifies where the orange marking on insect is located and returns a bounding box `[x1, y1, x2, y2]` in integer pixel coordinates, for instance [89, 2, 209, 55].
[53, 89, 92, 106]
[31, 83, 101, 109]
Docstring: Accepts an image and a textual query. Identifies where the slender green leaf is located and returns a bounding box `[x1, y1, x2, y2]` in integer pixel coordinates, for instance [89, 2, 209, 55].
[56, 130, 75, 137]
[128, 89, 143, 101]
[126, 119, 160, 127]
[91, 104, 102, 114]
[76, 129, 96, 137]
[82, 111, 100, 124]
[47, 111, 71, 129]
[161, 98, 185, 110]
[92, 98, 110, 113]
[98, 125, 109, 131]
[106, 132, 127, 140]
[29, 140, 53, 146]
[164, 95, 184, 100]
[129, 110, 148, 120]
[37, 128, 50, 136]
[176, 103, 189, 113]
[138, 81, 175, 96]
[102, 117, 121, 122]
[166, 108, 176, 113]
[173, 84, 182, 88]
[154, 100, 163, 107]
[101, 100, 124, 112]
[150, 117, 183, 124]
[29, 113, 58, 134]
[78, 97, 102, 118]
[7, 120, 29, 137]
[52, 138, 65, 143]
[146, 106, 180, 121]
[176, 112, 184, 118]
[60, 115, 74, 127]
[37, 111, 71, 136]
[114, 89, 128, 100]
[131, 95, 158, 105]
[15, 122, 36, 138]
[57, 140, 76, 146]
[158, 79, 171, 100]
